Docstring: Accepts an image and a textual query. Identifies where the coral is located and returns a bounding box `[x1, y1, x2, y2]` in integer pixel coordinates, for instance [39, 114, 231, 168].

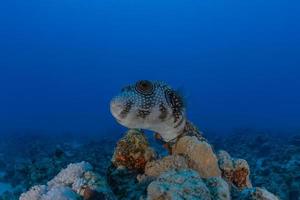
[48, 161, 92, 187]
[237, 187, 279, 200]
[146, 169, 212, 200]
[217, 150, 252, 189]
[19, 162, 114, 200]
[172, 136, 221, 178]
[1, 128, 285, 200]
[19, 185, 47, 200]
[108, 129, 277, 200]
[143, 155, 188, 178]
[72, 171, 111, 199]
[111, 129, 156, 172]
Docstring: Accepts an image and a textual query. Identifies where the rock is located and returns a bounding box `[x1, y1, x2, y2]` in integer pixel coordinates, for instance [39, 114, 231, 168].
[112, 129, 156, 172]
[172, 136, 221, 178]
[217, 150, 252, 189]
[238, 187, 279, 200]
[144, 155, 188, 178]
[205, 177, 230, 200]
[147, 169, 212, 200]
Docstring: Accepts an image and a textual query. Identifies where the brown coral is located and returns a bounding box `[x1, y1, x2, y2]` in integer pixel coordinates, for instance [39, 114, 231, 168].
[144, 155, 188, 178]
[112, 129, 156, 172]
[172, 136, 221, 178]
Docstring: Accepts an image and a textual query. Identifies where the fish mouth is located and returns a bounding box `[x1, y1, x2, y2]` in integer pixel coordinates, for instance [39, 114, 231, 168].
[110, 100, 124, 121]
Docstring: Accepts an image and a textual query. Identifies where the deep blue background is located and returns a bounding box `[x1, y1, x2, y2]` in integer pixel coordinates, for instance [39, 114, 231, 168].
[0, 0, 299, 134]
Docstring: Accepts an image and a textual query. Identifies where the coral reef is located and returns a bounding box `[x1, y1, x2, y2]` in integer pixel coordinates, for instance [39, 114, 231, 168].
[20, 161, 114, 200]
[0, 129, 295, 199]
[106, 129, 278, 200]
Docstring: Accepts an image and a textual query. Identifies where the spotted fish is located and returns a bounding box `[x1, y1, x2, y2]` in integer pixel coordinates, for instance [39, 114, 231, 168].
[110, 80, 203, 143]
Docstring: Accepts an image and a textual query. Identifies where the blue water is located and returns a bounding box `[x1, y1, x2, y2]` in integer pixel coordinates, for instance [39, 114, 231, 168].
[0, 0, 300, 135]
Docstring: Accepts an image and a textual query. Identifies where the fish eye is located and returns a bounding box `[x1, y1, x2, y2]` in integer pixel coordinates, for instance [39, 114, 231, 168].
[135, 80, 154, 95]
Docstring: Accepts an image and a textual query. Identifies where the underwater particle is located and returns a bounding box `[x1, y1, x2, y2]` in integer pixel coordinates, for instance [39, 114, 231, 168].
[111, 129, 156, 172]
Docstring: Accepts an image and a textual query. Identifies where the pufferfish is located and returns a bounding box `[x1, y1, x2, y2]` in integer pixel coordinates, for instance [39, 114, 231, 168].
[110, 80, 204, 147]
